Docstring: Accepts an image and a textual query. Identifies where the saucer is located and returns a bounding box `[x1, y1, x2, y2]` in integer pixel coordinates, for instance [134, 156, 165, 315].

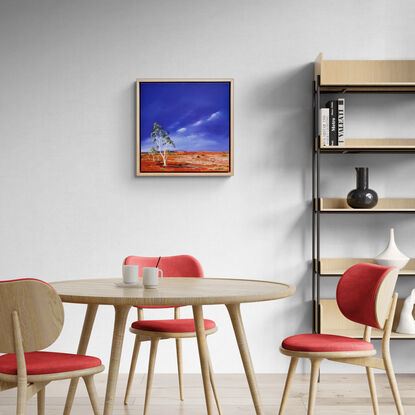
[115, 281, 143, 288]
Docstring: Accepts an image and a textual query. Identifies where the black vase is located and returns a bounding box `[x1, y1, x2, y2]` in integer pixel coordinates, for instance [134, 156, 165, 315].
[347, 167, 378, 209]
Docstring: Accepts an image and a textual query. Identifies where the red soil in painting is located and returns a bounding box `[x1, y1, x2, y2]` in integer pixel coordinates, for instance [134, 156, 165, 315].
[140, 151, 230, 173]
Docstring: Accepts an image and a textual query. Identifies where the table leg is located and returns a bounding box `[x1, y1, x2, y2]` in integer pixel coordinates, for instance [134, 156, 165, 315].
[104, 305, 131, 415]
[193, 305, 214, 415]
[64, 304, 99, 415]
[226, 303, 264, 415]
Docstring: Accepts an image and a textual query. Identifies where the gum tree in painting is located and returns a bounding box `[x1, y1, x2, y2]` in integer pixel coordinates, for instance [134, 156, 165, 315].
[151, 122, 175, 166]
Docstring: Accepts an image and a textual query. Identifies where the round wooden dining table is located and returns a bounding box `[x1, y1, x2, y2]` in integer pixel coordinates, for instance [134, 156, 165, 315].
[52, 277, 295, 415]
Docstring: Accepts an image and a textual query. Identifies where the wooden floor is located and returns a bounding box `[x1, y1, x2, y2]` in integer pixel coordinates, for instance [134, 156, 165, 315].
[0, 373, 414, 414]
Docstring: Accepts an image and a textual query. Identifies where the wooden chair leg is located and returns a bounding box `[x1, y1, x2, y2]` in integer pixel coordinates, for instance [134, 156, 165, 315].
[64, 304, 98, 415]
[384, 356, 404, 415]
[174, 307, 184, 401]
[176, 338, 184, 401]
[37, 387, 45, 415]
[124, 336, 142, 405]
[143, 338, 160, 415]
[307, 359, 322, 415]
[366, 367, 379, 415]
[278, 357, 298, 415]
[16, 382, 27, 415]
[208, 354, 222, 415]
[84, 376, 101, 415]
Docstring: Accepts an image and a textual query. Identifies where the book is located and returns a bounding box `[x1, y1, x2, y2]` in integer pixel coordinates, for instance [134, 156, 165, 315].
[337, 98, 345, 146]
[326, 100, 337, 146]
[319, 108, 330, 146]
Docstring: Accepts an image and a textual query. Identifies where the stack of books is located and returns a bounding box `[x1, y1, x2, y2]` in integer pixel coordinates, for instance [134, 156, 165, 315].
[319, 99, 345, 146]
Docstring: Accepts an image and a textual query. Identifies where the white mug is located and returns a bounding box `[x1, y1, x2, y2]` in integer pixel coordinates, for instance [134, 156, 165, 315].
[122, 265, 139, 285]
[143, 267, 163, 289]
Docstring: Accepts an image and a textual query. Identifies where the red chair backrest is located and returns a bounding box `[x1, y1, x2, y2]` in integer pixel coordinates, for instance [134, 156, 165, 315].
[336, 263, 399, 330]
[0, 278, 64, 353]
[124, 255, 204, 278]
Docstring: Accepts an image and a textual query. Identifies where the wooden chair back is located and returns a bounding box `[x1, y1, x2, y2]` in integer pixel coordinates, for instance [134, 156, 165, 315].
[336, 263, 399, 330]
[124, 255, 204, 278]
[0, 279, 64, 353]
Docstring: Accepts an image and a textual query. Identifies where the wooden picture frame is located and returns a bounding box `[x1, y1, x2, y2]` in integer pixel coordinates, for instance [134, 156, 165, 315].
[136, 79, 234, 176]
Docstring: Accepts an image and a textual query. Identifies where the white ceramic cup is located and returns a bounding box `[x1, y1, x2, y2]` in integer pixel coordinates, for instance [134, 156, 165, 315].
[122, 265, 139, 285]
[143, 267, 163, 289]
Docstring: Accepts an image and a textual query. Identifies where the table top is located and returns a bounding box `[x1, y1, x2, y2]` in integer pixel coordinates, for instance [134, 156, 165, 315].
[51, 277, 296, 306]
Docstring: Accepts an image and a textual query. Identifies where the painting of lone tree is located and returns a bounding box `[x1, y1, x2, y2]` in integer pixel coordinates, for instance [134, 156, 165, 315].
[137, 79, 233, 176]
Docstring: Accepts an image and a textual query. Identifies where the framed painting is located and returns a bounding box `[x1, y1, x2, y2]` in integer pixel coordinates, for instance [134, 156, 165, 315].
[136, 79, 233, 176]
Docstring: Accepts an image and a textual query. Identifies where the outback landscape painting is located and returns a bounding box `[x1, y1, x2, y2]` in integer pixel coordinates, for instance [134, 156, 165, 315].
[137, 80, 233, 176]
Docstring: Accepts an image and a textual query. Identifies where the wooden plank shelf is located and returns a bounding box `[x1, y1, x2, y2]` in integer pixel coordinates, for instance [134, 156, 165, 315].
[317, 198, 415, 213]
[318, 138, 415, 153]
[320, 299, 415, 340]
[319, 86, 415, 93]
[319, 258, 415, 276]
[315, 53, 415, 92]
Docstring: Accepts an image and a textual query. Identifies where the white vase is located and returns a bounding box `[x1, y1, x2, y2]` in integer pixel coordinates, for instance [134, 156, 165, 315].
[396, 289, 415, 334]
[375, 228, 409, 269]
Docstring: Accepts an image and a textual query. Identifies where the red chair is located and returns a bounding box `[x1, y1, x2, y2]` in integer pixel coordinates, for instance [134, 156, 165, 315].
[0, 278, 104, 415]
[123, 255, 221, 415]
[278, 263, 404, 415]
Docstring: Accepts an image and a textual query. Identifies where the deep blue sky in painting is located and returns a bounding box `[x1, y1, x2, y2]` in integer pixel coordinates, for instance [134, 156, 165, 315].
[140, 82, 230, 152]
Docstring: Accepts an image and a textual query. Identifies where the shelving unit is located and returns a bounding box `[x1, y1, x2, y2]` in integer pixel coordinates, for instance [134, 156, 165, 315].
[312, 53, 415, 340]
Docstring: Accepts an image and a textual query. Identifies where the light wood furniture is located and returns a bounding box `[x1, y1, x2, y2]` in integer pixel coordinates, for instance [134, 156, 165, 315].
[122, 254, 221, 414]
[127, 315, 221, 415]
[52, 277, 295, 415]
[313, 53, 415, 340]
[318, 198, 415, 212]
[315, 53, 415, 91]
[319, 138, 415, 153]
[126, 309, 222, 415]
[320, 299, 415, 339]
[319, 257, 415, 276]
[279, 265, 404, 415]
[0, 279, 104, 415]
[319, 259, 415, 340]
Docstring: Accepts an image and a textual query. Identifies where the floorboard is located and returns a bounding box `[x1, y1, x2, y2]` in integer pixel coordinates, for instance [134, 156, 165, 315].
[0, 373, 414, 414]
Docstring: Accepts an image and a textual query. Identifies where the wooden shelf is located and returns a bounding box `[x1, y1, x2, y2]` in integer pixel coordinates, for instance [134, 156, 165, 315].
[319, 138, 415, 153]
[319, 258, 415, 276]
[315, 53, 415, 92]
[320, 299, 415, 339]
[318, 198, 415, 213]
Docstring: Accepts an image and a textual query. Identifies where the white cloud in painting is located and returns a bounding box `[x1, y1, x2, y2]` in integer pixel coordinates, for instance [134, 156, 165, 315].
[177, 127, 187, 133]
[207, 111, 220, 121]
[192, 120, 202, 126]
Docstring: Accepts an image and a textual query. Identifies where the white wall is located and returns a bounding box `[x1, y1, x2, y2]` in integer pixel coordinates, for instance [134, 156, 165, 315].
[1, 0, 415, 374]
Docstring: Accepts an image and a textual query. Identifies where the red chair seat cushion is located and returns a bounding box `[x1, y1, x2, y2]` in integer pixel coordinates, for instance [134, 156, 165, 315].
[131, 318, 216, 333]
[0, 351, 102, 375]
[282, 334, 375, 352]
